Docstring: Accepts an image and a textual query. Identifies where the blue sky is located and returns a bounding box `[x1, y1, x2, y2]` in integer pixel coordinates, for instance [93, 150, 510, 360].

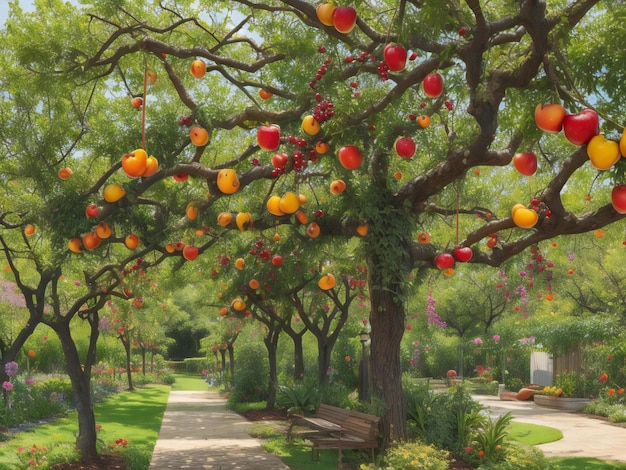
[1, 0, 35, 25]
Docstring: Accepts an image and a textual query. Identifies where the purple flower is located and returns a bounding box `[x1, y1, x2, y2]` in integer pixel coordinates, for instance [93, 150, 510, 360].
[25, 379, 35, 386]
[492, 335, 500, 342]
[567, 253, 576, 261]
[474, 338, 482, 345]
[2, 381, 13, 391]
[4, 361, 18, 377]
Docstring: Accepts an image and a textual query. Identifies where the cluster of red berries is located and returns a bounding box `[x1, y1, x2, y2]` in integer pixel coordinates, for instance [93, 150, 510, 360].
[530, 198, 552, 218]
[217, 254, 231, 266]
[313, 95, 335, 123]
[178, 115, 193, 126]
[249, 240, 272, 261]
[377, 61, 390, 81]
[309, 48, 332, 89]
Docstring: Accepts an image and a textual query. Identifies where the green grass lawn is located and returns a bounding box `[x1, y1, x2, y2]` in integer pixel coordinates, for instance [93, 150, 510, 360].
[508, 421, 563, 445]
[0, 384, 170, 470]
[549, 457, 626, 469]
[171, 372, 209, 391]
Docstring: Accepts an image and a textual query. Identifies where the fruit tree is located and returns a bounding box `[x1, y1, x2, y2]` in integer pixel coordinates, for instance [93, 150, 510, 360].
[3, 0, 626, 451]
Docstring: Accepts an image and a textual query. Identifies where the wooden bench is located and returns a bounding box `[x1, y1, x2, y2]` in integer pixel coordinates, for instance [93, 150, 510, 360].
[290, 403, 380, 466]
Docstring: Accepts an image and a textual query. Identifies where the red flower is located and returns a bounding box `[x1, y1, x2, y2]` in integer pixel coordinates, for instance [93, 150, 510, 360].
[478, 450, 485, 457]
[619, 388, 625, 395]
[599, 373, 609, 382]
[608, 388, 616, 395]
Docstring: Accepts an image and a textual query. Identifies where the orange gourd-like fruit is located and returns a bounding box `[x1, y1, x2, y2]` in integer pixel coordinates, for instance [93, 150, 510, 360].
[318, 273, 336, 290]
[417, 232, 431, 244]
[279, 192, 301, 214]
[316, 2, 336, 26]
[68, 238, 82, 253]
[142, 156, 159, 177]
[103, 183, 126, 203]
[301, 115, 321, 136]
[165, 243, 176, 253]
[125, 234, 139, 250]
[329, 180, 346, 195]
[356, 224, 368, 237]
[122, 149, 148, 178]
[82, 231, 101, 251]
[95, 221, 112, 239]
[266, 195, 285, 216]
[259, 89, 273, 100]
[216, 169, 240, 194]
[219, 307, 228, 317]
[231, 297, 247, 311]
[186, 202, 199, 220]
[217, 212, 233, 227]
[248, 279, 260, 290]
[235, 258, 245, 270]
[315, 141, 329, 154]
[190, 59, 207, 79]
[295, 210, 308, 224]
[131, 97, 143, 109]
[306, 222, 321, 238]
[235, 212, 252, 232]
[417, 115, 431, 128]
[24, 224, 35, 236]
[190, 126, 209, 146]
[58, 167, 73, 180]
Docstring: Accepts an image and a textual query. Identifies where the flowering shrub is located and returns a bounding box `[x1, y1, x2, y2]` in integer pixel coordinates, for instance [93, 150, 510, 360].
[16, 444, 48, 468]
[360, 440, 449, 470]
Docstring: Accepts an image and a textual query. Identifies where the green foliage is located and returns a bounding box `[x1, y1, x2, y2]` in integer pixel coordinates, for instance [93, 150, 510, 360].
[228, 342, 268, 404]
[184, 357, 208, 374]
[536, 316, 618, 356]
[505, 378, 524, 393]
[477, 444, 552, 469]
[362, 440, 450, 470]
[275, 382, 320, 415]
[471, 412, 513, 464]
[554, 371, 600, 399]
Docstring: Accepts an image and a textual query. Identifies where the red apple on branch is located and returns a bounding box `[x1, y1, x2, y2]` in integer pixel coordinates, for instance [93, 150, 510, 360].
[257, 125, 281, 151]
[271, 153, 289, 169]
[534, 103, 567, 133]
[337, 145, 363, 170]
[434, 253, 455, 270]
[563, 109, 599, 146]
[422, 73, 444, 98]
[384, 43, 408, 72]
[453, 247, 473, 263]
[611, 184, 626, 214]
[513, 152, 538, 176]
[85, 204, 100, 219]
[332, 6, 357, 34]
[394, 137, 416, 159]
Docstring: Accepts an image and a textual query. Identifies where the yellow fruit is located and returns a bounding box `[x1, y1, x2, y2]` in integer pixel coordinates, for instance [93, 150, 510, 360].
[356, 224, 368, 236]
[318, 273, 336, 290]
[301, 115, 321, 136]
[236, 212, 252, 232]
[587, 134, 620, 170]
[103, 183, 126, 203]
[68, 238, 82, 253]
[512, 207, 538, 229]
[279, 192, 301, 214]
[186, 202, 199, 220]
[273, 232, 281, 242]
[266, 195, 285, 216]
[217, 212, 232, 227]
[620, 128, 626, 157]
[231, 297, 247, 311]
[235, 258, 245, 270]
[216, 169, 240, 194]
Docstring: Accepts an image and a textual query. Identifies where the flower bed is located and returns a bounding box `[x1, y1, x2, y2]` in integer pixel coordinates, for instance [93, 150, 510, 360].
[534, 394, 591, 412]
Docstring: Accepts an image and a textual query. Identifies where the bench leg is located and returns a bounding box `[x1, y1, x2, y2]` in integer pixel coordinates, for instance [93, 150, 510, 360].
[311, 447, 320, 461]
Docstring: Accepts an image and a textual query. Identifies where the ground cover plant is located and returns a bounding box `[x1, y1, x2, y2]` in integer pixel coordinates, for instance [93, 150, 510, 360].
[0, 384, 169, 469]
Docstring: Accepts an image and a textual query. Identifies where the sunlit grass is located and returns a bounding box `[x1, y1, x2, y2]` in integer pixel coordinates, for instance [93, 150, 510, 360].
[548, 457, 626, 469]
[0, 385, 170, 470]
[170, 372, 209, 391]
[508, 421, 563, 445]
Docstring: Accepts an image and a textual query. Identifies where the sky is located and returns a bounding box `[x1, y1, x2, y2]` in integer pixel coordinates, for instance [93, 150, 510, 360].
[0, 0, 35, 25]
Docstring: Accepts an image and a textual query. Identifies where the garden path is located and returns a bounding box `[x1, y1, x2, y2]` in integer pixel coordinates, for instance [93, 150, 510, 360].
[474, 395, 626, 463]
[148, 390, 290, 469]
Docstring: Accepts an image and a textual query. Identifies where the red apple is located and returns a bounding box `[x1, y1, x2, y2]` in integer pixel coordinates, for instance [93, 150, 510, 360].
[422, 73, 444, 98]
[271, 152, 289, 169]
[337, 145, 363, 170]
[434, 253, 455, 270]
[257, 125, 281, 151]
[332, 6, 357, 34]
[183, 245, 199, 261]
[611, 184, 626, 214]
[453, 247, 473, 263]
[563, 109, 599, 146]
[394, 136, 416, 159]
[85, 204, 100, 218]
[272, 254, 283, 266]
[534, 103, 567, 133]
[384, 43, 407, 72]
[513, 152, 538, 176]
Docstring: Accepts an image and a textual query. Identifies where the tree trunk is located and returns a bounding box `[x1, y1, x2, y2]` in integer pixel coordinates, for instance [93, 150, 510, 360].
[317, 342, 332, 385]
[292, 334, 304, 382]
[121, 337, 134, 391]
[368, 274, 408, 448]
[53, 321, 98, 458]
[263, 328, 281, 410]
[228, 343, 235, 385]
[141, 345, 146, 376]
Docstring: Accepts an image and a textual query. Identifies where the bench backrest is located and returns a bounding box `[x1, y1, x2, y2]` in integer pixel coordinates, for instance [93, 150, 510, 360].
[316, 404, 380, 441]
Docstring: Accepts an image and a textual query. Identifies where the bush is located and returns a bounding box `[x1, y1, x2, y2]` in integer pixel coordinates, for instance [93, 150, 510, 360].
[475, 443, 551, 469]
[228, 342, 268, 403]
[276, 382, 320, 415]
[184, 357, 208, 374]
[167, 361, 186, 372]
[361, 440, 450, 470]
[505, 377, 524, 393]
[157, 372, 176, 385]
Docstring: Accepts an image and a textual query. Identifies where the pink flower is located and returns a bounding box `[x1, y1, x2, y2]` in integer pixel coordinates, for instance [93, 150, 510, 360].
[492, 335, 500, 342]
[474, 338, 482, 345]
[2, 381, 13, 391]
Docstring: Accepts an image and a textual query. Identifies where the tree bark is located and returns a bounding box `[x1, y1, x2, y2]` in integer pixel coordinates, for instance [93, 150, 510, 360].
[291, 333, 304, 382]
[53, 320, 98, 458]
[121, 337, 134, 391]
[263, 327, 281, 410]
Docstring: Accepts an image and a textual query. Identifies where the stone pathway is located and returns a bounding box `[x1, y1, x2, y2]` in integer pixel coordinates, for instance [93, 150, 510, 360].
[149, 390, 290, 469]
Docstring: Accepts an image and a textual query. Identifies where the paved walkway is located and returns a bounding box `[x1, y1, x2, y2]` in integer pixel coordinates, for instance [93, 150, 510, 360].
[148, 390, 289, 469]
[474, 395, 626, 463]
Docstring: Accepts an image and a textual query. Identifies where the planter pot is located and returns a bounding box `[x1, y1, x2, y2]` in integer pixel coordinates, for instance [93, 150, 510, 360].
[534, 394, 591, 412]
